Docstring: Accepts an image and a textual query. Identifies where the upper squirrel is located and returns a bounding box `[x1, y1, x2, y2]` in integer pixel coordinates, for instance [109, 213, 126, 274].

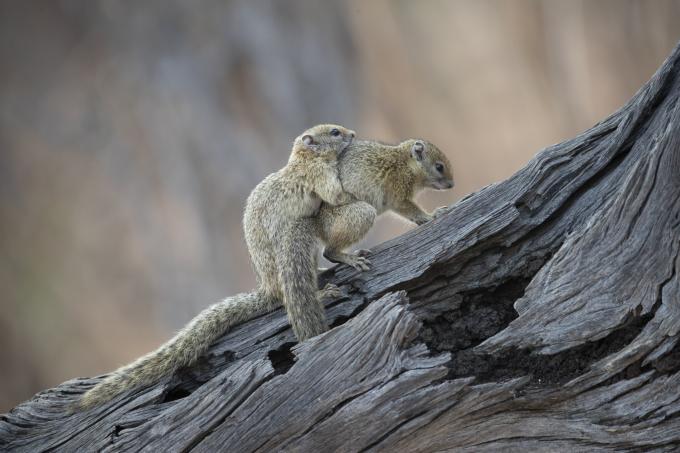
[243, 124, 355, 340]
[76, 124, 354, 410]
[314, 138, 454, 270]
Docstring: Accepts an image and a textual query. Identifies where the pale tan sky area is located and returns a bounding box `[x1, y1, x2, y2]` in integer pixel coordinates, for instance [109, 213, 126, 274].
[1, 0, 679, 411]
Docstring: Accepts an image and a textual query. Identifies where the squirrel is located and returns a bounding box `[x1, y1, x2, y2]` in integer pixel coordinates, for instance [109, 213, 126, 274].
[75, 124, 354, 410]
[242, 124, 355, 340]
[314, 139, 454, 270]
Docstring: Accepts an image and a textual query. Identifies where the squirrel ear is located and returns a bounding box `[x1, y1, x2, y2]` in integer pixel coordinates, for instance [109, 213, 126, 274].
[302, 135, 315, 146]
[411, 141, 424, 161]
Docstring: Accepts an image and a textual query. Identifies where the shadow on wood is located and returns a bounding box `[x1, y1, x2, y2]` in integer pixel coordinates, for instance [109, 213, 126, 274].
[2, 41, 680, 452]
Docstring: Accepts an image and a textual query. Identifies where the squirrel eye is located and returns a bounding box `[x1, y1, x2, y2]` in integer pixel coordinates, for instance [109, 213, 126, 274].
[330, 128, 341, 137]
[435, 162, 444, 173]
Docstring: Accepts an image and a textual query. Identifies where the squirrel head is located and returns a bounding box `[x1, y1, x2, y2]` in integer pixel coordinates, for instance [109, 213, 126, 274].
[406, 139, 454, 190]
[292, 124, 355, 161]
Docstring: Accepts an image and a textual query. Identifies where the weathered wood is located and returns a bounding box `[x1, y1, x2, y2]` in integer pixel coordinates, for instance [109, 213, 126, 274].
[2, 42, 680, 452]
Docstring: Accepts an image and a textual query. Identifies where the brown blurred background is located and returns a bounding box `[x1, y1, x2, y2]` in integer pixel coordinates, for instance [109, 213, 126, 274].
[1, 0, 679, 412]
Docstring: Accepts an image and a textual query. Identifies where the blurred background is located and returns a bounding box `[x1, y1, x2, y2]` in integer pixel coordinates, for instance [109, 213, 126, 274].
[1, 0, 679, 412]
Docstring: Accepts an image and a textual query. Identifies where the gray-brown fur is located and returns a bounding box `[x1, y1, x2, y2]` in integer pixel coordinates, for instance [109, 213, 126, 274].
[315, 139, 454, 270]
[78, 291, 267, 409]
[244, 124, 354, 340]
[77, 124, 353, 410]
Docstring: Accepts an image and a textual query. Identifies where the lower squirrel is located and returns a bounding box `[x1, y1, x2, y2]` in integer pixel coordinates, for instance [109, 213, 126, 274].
[314, 138, 454, 270]
[76, 124, 354, 410]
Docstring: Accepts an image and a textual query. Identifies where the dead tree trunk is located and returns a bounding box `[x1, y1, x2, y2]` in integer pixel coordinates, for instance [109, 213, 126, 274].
[3, 42, 680, 452]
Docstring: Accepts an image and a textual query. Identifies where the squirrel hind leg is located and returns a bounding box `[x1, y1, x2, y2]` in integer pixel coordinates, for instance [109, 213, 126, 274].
[319, 201, 376, 271]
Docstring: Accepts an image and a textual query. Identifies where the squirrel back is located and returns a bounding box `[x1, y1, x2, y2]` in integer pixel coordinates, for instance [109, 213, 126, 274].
[339, 139, 453, 213]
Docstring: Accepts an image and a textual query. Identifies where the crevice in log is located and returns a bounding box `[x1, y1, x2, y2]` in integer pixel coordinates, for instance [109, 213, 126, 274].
[329, 295, 369, 328]
[161, 350, 237, 403]
[419, 269, 657, 390]
[267, 342, 296, 375]
[330, 314, 351, 328]
[651, 343, 680, 374]
[418, 277, 530, 355]
[472, 314, 651, 388]
[160, 387, 191, 404]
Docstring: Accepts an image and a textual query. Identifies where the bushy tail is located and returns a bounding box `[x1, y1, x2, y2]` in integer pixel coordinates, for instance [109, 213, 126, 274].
[77, 291, 274, 410]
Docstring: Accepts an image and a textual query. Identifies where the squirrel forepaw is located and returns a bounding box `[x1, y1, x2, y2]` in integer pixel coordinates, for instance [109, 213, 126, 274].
[432, 206, 449, 219]
[347, 254, 371, 271]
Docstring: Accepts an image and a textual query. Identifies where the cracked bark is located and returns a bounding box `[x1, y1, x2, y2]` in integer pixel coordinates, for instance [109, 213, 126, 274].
[3, 42, 680, 452]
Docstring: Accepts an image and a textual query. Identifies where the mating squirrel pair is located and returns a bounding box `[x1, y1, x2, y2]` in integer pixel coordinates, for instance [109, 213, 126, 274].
[78, 124, 454, 409]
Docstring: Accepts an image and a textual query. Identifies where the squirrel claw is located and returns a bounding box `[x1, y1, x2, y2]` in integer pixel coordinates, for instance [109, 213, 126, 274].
[324, 250, 371, 271]
[349, 255, 371, 271]
[320, 283, 343, 299]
